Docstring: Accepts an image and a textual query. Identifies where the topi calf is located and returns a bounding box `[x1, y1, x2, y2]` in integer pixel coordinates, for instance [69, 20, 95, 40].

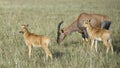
[19, 24, 52, 59]
[82, 19, 113, 54]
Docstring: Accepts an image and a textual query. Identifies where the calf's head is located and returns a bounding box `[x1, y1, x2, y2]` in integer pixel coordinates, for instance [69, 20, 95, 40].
[19, 24, 29, 34]
[82, 19, 91, 28]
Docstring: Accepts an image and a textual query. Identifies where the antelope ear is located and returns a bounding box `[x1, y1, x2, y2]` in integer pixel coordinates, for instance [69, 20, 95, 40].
[26, 24, 29, 27]
[61, 29, 64, 33]
[88, 19, 91, 22]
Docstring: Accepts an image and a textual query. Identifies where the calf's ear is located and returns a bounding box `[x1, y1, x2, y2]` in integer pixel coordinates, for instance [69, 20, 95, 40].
[26, 24, 29, 27]
[88, 19, 91, 22]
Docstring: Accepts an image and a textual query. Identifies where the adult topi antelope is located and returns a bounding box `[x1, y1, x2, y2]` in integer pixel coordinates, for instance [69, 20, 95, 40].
[57, 13, 111, 44]
[19, 24, 52, 59]
[82, 18, 113, 54]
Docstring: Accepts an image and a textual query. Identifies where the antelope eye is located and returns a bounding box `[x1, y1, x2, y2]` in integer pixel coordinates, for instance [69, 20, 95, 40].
[85, 22, 87, 24]
[59, 33, 61, 35]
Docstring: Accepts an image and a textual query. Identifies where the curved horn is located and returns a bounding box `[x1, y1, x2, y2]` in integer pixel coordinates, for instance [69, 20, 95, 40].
[57, 21, 64, 44]
[57, 21, 64, 31]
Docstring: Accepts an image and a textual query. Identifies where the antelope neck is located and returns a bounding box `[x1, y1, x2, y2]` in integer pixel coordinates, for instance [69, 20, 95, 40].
[23, 29, 30, 38]
[63, 23, 79, 35]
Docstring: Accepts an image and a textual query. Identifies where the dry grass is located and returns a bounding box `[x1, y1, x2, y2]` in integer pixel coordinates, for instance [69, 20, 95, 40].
[0, 0, 120, 68]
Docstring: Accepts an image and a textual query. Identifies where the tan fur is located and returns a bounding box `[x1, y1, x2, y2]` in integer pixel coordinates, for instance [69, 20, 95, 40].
[82, 19, 113, 54]
[19, 24, 52, 59]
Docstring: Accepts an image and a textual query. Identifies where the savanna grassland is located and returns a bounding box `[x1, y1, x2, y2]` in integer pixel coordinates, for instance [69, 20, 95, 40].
[0, 0, 120, 68]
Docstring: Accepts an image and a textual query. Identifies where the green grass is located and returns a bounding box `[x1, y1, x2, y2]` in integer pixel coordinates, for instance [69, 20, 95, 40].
[0, 0, 120, 68]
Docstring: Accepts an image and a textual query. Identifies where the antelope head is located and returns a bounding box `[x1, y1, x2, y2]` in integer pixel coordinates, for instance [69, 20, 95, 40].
[57, 21, 66, 44]
[19, 24, 29, 34]
[82, 19, 91, 28]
